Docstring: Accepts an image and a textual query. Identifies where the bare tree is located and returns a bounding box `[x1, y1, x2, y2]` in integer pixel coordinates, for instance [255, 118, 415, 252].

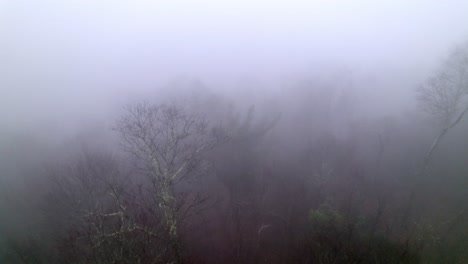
[115, 102, 216, 264]
[210, 105, 280, 263]
[402, 42, 468, 237]
[43, 147, 165, 263]
[417, 42, 468, 174]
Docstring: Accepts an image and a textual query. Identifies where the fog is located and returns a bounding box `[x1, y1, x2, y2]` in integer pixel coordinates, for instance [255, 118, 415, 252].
[1, 1, 468, 263]
[2, 1, 467, 130]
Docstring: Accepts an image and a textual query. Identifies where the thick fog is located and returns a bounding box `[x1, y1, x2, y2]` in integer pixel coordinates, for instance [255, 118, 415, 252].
[2, 1, 468, 132]
[1, 1, 468, 263]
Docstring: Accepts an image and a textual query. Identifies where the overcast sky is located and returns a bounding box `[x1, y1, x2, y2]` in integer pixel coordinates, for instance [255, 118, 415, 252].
[1, 0, 468, 137]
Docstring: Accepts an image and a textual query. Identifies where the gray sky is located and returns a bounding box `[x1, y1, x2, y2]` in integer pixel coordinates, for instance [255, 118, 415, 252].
[1, 0, 468, 137]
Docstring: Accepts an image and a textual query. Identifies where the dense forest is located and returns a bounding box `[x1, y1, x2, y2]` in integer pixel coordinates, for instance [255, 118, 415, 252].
[1, 1, 468, 263]
[1, 42, 467, 263]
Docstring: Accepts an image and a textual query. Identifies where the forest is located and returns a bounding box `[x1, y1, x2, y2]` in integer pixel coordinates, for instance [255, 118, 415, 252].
[1, 1, 468, 263]
[1, 42, 468, 263]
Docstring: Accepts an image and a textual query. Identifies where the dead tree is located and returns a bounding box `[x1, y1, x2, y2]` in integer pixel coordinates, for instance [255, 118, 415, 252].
[42, 147, 167, 263]
[115, 102, 216, 264]
[210, 105, 280, 263]
[402, 42, 468, 235]
[417, 42, 468, 175]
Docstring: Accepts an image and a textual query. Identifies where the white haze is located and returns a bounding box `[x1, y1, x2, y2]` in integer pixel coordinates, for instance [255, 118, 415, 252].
[1, 0, 468, 139]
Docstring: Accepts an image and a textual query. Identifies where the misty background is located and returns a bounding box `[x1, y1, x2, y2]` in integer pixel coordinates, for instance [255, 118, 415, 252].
[1, 1, 468, 263]
[2, 0, 468, 133]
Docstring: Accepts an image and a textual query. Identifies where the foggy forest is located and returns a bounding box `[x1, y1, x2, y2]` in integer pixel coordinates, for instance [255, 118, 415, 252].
[1, 1, 468, 263]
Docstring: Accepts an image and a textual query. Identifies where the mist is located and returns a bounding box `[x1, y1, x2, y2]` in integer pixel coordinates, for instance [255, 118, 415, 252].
[1, 1, 468, 263]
